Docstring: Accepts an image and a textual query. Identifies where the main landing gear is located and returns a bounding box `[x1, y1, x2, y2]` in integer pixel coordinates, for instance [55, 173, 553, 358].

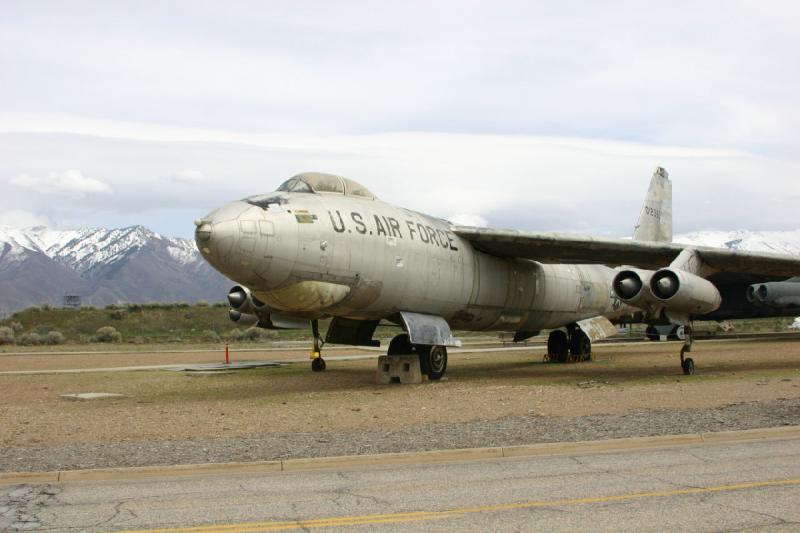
[546, 325, 592, 363]
[310, 319, 326, 372]
[679, 324, 695, 375]
[387, 333, 447, 380]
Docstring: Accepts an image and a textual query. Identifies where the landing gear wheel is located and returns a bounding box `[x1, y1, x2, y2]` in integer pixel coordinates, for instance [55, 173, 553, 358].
[547, 330, 568, 363]
[645, 326, 659, 341]
[309, 319, 326, 372]
[388, 333, 414, 356]
[569, 330, 592, 362]
[678, 324, 695, 376]
[418, 345, 447, 380]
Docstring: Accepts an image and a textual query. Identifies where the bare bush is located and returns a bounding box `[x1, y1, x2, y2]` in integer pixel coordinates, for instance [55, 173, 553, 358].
[18, 332, 43, 346]
[228, 327, 277, 342]
[108, 309, 126, 320]
[0, 326, 14, 345]
[44, 331, 66, 345]
[90, 326, 122, 343]
[202, 330, 221, 342]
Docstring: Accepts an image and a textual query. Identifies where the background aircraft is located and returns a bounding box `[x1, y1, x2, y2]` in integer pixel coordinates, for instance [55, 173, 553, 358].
[195, 169, 800, 378]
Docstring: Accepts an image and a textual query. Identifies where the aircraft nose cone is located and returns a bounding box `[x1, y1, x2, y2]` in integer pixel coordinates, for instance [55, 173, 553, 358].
[194, 219, 212, 242]
[194, 201, 250, 266]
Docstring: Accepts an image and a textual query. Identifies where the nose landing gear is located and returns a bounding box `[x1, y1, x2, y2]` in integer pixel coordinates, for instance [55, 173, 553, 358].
[310, 319, 326, 372]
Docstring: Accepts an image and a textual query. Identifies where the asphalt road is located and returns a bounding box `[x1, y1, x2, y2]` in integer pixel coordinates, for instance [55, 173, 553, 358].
[3, 435, 800, 532]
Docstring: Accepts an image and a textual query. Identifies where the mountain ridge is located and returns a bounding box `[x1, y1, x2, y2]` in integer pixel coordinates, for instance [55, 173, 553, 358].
[0, 224, 231, 316]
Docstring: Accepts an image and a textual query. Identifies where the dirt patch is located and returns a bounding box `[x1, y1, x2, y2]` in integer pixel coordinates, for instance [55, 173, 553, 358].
[1, 340, 799, 451]
[0, 346, 375, 371]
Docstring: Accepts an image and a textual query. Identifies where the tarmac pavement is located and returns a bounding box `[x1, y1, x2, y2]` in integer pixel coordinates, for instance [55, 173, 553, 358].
[2, 432, 799, 531]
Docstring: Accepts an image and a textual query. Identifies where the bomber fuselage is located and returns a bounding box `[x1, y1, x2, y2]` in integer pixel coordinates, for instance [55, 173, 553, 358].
[196, 185, 626, 333]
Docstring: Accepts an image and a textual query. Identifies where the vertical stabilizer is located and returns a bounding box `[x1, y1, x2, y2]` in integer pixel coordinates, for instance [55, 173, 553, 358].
[633, 167, 672, 242]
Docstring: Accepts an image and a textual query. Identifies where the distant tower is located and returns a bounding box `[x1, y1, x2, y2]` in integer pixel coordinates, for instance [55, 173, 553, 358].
[63, 295, 82, 309]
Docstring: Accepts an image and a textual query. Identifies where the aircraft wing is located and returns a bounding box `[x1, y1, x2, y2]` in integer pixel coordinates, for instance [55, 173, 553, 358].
[453, 226, 800, 278]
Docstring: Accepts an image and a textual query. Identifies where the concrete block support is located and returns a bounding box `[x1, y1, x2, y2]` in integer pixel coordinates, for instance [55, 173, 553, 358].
[376, 355, 423, 384]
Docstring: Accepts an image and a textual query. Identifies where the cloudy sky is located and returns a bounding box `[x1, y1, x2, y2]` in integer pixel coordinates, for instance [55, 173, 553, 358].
[1, 1, 798, 238]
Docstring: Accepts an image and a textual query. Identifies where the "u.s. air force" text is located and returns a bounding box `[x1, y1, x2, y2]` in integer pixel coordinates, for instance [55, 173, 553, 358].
[327, 210, 458, 251]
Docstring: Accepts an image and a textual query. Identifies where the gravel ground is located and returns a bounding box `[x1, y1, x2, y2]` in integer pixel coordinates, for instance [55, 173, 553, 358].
[2, 398, 798, 473]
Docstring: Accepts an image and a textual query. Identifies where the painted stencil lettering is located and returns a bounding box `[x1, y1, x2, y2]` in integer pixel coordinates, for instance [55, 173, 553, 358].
[328, 210, 345, 233]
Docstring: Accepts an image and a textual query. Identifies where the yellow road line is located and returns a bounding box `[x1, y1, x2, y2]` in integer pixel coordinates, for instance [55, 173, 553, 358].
[118, 477, 800, 533]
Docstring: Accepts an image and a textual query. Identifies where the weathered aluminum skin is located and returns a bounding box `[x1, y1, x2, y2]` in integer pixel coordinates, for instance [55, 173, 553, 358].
[197, 189, 627, 333]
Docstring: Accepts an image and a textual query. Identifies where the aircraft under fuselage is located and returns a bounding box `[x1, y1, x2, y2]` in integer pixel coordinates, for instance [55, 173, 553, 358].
[195, 169, 800, 379]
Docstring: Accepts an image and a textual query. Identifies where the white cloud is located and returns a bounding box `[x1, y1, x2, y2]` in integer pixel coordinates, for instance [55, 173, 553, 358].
[0, 2, 798, 237]
[0, 209, 51, 228]
[2, 129, 795, 239]
[9, 170, 112, 197]
[170, 169, 206, 184]
[1, 3, 798, 154]
[448, 214, 489, 227]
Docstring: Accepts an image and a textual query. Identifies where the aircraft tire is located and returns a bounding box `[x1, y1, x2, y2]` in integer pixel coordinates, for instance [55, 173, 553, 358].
[547, 330, 568, 363]
[645, 326, 659, 341]
[681, 357, 695, 375]
[418, 345, 447, 380]
[569, 330, 592, 361]
[388, 334, 414, 356]
[311, 358, 326, 372]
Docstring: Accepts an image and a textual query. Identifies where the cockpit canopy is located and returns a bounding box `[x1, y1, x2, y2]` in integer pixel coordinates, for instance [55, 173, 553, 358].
[276, 172, 376, 200]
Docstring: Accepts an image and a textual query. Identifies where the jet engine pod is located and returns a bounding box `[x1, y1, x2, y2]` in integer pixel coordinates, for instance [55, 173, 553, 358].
[612, 269, 655, 306]
[649, 269, 721, 315]
[746, 284, 767, 305]
[227, 285, 268, 316]
[746, 280, 800, 309]
[228, 309, 259, 326]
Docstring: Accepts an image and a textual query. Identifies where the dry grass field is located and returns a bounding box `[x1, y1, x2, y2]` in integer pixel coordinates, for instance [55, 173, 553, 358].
[1, 339, 799, 449]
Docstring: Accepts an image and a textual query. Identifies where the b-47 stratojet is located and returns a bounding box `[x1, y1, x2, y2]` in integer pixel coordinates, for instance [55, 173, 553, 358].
[195, 168, 800, 379]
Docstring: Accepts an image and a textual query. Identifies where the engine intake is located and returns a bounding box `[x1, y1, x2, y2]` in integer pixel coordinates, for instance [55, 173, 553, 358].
[228, 309, 259, 326]
[612, 269, 654, 306]
[747, 280, 800, 308]
[227, 285, 267, 315]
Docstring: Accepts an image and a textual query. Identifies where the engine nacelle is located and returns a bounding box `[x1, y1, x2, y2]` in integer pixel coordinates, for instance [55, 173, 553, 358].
[227, 285, 268, 316]
[226, 285, 309, 329]
[228, 309, 259, 326]
[612, 269, 655, 307]
[649, 269, 721, 315]
[747, 280, 800, 308]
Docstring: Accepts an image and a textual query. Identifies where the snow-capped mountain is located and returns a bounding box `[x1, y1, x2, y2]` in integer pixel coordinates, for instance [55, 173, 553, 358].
[0, 225, 231, 315]
[0, 225, 199, 271]
[674, 229, 800, 256]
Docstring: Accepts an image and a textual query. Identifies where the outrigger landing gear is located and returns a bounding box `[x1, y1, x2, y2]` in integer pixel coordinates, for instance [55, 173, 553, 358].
[310, 319, 326, 372]
[679, 324, 695, 375]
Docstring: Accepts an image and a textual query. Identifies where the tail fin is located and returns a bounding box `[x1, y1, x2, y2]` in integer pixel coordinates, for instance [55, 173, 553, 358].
[633, 167, 672, 242]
